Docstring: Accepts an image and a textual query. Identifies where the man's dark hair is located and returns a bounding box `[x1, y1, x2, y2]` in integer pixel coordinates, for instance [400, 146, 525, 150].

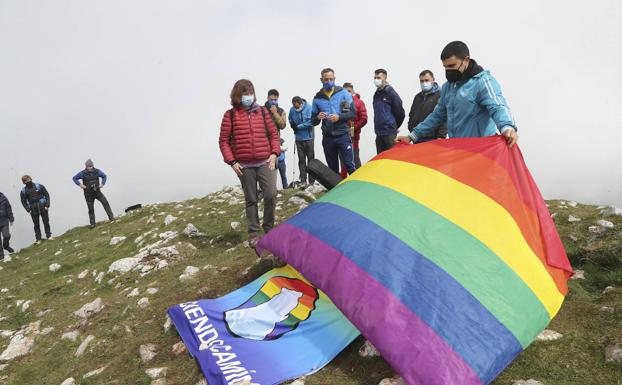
[419, 70, 434, 78]
[374, 68, 387, 76]
[268, 89, 279, 97]
[321, 68, 334, 76]
[292, 96, 303, 104]
[440, 41, 470, 60]
[342, 82, 353, 89]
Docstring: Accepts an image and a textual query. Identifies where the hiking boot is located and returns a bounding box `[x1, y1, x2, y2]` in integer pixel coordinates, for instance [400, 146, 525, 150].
[47, 236, 54, 241]
[248, 235, 260, 250]
[4, 246, 14, 253]
[0, 255, 4, 261]
[88, 224, 96, 229]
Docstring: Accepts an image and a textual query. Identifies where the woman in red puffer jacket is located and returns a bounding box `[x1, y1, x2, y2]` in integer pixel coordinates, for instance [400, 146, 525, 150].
[219, 79, 281, 248]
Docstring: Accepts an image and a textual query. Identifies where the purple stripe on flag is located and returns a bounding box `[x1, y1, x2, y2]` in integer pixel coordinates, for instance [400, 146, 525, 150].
[257, 224, 482, 385]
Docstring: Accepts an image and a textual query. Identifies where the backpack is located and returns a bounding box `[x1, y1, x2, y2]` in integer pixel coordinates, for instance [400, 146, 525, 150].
[21, 183, 47, 207]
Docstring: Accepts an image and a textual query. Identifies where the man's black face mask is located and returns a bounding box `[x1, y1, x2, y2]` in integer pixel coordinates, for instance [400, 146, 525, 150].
[445, 60, 465, 83]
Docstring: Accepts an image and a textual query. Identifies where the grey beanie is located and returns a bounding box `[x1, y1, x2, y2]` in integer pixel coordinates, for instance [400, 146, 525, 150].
[85, 159, 94, 167]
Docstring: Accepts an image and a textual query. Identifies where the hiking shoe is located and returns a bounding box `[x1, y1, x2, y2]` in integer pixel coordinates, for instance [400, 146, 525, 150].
[34, 240, 41, 245]
[47, 237, 54, 241]
[4, 246, 14, 253]
[88, 224, 96, 229]
[0, 255, 4, 261]
[248, 236, 260, 250]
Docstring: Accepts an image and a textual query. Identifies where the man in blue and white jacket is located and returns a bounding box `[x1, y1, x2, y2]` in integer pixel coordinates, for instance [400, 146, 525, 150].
[397, 41, 519, 147]
[311, 68, 357, 175]
[289, 96, 315, 185]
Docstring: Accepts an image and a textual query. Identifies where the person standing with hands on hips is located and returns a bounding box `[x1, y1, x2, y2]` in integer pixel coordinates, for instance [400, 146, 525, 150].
[72, 159, 114, 228]
[219, 79, 281, 249]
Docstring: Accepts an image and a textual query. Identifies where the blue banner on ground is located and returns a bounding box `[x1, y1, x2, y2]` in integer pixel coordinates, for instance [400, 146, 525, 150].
[167, 265, 360, 385]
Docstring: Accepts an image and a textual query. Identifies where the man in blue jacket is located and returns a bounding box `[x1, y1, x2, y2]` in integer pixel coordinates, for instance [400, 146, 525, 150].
[311, 68, 356, 175]
[289, 96, 315, 185]
[397, 41, 519, 146]
[373, 68, 405, 154]
[72, 159, 114, 228]
[20, 175, 52, 243]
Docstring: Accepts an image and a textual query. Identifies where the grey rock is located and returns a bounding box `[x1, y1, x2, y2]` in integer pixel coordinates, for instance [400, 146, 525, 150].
[75, 335, 95, 357]
[183, 223, 204, 237]
[74, 298, 104, 319]
[164, 215, 177, 226]
[108, 257, 142, 274]
[61, 330, 80, 342]
[605, 344, 622, 363]
[600, 306, 615, 313]
[0, 334, 35, 361]
[145, 367, 168, 379]
[536, 329, 563, 341]
[109, 236, 127, 246]
[571, 270, 585, 280]
[83, 366, 105, 378]
[179, 266, 199, 282]
[600, 205, 622, 217]
[567, 215, 581, 223]
[512, 381, 544, 385]
[127, 288, 140, 297]
[49, 263, 62, 272]
[60, 378, 76, 385]
[378, 376, 406, 385]
[359, 340, 381, 357]
[137, 297, 150, 309]
[230, 221, 241, 231]
[596, 219, 615, 229]
[139, 343, 157, 363]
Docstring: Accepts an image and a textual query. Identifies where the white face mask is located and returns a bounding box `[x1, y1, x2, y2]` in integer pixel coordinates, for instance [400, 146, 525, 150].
[241, 94, 254, 107]
[420, 82, 433, 92]
[295, 107, 303, 112]
[374, 78, 383, 88]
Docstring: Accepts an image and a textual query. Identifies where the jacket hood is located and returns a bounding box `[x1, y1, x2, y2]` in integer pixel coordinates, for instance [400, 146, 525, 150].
[459, 59, 484, 82]
[315, 86, 345, 99]
[0, 192, 5, 202]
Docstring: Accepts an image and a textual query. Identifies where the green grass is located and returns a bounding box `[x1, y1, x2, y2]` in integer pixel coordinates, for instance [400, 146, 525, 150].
[0, 193, 620, 385]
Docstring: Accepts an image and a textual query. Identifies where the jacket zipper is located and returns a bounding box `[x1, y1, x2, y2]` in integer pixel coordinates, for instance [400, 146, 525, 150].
[249, 111, 255, 160]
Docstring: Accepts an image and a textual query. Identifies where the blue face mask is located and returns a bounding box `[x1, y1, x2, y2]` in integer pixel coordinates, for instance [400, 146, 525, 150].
[268, 99, 278, 106]
[420, 82, 433, 92]
[323, 81, 335, 91]
[241, 94, 254, 107]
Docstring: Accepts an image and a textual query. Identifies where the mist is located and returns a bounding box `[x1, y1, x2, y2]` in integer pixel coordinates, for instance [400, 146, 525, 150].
[1, 0, 621, 250]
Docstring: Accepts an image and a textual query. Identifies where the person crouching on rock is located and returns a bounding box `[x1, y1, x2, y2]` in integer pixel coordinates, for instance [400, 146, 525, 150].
[219, 79, 281, 249]
[72, 159, 114, 228]
[0, 191, 15, 259]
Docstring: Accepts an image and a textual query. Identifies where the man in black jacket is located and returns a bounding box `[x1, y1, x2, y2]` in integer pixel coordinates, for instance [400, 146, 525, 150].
[407, 70, 447, 142]
[372, 69, 405, 154]
[72, 159, 114, 228]
[0, 192, 15, 259]
[20, 175, 52, 243]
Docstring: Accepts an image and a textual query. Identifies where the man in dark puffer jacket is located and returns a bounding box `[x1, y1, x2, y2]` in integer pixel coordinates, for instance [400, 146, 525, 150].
[20, 175, 52, 243]
[0, 192, 15, 259]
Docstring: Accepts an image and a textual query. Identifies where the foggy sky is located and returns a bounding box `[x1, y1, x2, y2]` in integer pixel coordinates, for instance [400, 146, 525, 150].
[1, 0, 621, 250]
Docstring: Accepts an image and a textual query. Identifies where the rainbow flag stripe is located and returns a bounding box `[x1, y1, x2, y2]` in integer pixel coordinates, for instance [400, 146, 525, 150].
[257, 137, 572, 385]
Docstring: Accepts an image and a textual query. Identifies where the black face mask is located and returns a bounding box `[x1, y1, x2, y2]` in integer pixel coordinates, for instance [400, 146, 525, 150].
[445, 60, 465, 83]
[25, 181, 33, 188]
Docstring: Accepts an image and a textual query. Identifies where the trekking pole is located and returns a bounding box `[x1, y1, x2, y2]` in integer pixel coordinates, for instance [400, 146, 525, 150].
[292, 139, 297, 187]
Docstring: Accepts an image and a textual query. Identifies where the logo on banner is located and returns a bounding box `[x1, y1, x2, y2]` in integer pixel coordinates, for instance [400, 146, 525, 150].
[224, 277, 319, 341]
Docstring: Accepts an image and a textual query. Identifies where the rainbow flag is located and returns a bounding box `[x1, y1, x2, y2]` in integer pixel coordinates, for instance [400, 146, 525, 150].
[257, 137, 573, 385]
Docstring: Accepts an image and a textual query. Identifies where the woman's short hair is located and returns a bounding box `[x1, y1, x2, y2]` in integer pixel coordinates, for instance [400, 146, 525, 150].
[230, 79, 256, 107]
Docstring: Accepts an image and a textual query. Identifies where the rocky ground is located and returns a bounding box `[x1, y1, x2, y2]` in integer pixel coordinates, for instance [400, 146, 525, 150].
[0, 186, 620, 385]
